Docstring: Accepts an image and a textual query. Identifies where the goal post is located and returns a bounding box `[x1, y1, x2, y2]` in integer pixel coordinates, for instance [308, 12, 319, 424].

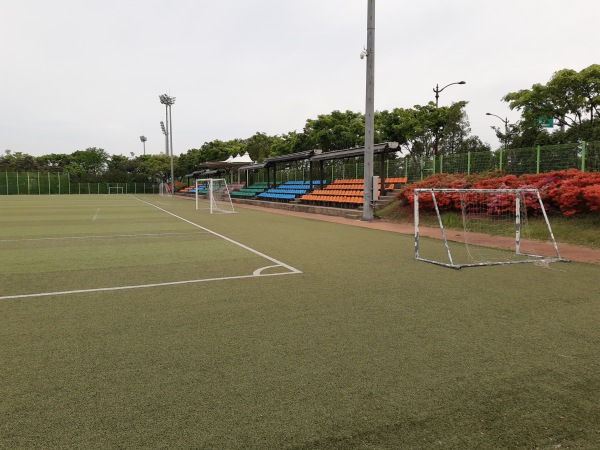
[108, 186, 124, 194]
[195, 178, 236, 214]
[158, 182, 171, 197]
[414, 188, 568, 268]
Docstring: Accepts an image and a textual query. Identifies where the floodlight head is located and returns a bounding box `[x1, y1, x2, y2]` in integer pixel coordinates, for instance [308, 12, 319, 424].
[360, 48, 368, 59]
[159, 94, 176, 106]
[140, 135, 147, 142]
[458, 81, 466, 85]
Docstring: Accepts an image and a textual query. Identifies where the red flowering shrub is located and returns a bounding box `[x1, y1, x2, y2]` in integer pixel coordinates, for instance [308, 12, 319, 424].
[397, 169, 600, 217]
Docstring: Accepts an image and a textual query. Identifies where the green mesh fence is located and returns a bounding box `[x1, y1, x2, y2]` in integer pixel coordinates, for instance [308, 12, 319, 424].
[0, 172, 159, 195]
[2, 141, 598, 194]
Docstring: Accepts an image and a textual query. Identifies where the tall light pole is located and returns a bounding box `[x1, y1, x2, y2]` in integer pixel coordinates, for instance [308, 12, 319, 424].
[486, 112, 509, 172]
[432, 80, 466, 156]
[160, 121, 168, 155]
[362, 0, 375, 221]
[159, 94, 176, 194]
[139, 135, 147, 156]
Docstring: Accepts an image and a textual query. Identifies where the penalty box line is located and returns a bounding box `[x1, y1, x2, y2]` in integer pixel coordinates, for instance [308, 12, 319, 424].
[132, 196, 302, 275]
[0, 271, 297, 300]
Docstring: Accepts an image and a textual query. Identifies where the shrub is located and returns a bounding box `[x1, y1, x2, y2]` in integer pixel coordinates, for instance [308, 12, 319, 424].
[398, 170, 600, 217]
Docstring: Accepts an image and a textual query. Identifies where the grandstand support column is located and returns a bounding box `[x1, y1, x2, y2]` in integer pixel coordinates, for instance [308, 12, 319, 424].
[379, 153, 386, 196]
[362, 0, 375, 221]
[319, 161, 325, 187]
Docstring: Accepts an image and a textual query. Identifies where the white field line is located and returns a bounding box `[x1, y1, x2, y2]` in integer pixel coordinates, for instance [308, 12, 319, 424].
[0, 197, 302, 300]
[132, 196, 302, 275]
[0, 271, 296, 300]
[92, 208, 100, 221]
[0, 232, 208, 243]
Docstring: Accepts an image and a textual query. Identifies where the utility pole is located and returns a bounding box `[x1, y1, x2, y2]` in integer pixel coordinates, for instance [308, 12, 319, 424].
[362, 0, 375, 221]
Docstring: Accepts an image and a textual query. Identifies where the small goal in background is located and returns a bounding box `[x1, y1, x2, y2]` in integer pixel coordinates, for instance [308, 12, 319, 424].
[107, 186, 124, 194]
[413, 188, 569, 269]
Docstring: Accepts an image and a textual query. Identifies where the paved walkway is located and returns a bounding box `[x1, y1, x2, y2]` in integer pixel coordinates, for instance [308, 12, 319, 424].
[236, 203, 600, 265]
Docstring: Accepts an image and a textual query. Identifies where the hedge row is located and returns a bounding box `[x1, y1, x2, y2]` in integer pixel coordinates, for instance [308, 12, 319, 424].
[397, 169, 600, 216]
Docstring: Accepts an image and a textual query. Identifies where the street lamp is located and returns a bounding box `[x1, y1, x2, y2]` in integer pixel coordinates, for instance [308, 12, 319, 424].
[432, 81, 465, 157]
[486, 112, 510, 171]
[139, 135, 147, 155]
[159, 94, 176, 195]
[433, 80, 466, 108]
[486, 112, 509, 150]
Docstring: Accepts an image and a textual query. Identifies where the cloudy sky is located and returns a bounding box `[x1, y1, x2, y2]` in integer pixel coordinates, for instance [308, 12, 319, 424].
[1, 0, 597, 158]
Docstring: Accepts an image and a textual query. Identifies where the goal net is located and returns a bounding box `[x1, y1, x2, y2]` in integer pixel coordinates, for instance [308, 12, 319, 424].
[195, 178, 236, 214]
[158, 182, 171, 197]
[108, 186, 124, 194]
[414, 188, 567, 268]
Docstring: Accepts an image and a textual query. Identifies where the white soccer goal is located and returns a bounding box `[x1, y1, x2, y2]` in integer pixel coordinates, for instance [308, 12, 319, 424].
[108, 186, 124, 194]
[414, 188, 568, 268]
[195, 178, 236, 214]
[158, 182, 171, 197]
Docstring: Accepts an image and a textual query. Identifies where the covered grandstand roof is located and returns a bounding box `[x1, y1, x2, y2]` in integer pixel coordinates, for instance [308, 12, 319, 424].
[309, 142, 399, 162]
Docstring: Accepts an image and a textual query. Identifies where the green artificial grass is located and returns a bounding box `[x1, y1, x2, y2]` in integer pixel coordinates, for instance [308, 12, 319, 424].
[1, 195, 599, 449]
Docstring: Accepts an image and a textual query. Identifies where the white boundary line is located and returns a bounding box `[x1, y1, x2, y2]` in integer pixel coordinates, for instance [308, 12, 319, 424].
[0, 196, 302, 300]
[0, 232, 208, 243]
[132, 195, 302, 274]
[0, 271, 294, 300]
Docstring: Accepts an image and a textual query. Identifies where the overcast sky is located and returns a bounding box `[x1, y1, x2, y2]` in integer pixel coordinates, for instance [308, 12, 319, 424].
[1, 0, 598, 158]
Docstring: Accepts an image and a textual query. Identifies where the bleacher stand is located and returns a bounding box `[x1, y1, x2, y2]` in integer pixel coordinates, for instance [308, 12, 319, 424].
[300, 177, 406, 208]
[257, 180, 326, 202]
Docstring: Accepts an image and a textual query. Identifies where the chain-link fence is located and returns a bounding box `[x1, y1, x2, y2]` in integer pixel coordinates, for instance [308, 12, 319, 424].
[263, 141, 598, 184]
[0, 172, 159, 195]
[2, 142, 598, 194]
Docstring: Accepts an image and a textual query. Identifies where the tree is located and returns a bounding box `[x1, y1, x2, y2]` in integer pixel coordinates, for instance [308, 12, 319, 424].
[137, 154, 173, 182]
[302, 110, 365, 151]
[178, 139, 247, 174]
[244, 132, 278, 162]
[503, 64, 600, 130]
[376, 102, 478, 157]
[69, 147, 109, 176]
[35, 153, 72, 172]
[0, 152, 39, 172]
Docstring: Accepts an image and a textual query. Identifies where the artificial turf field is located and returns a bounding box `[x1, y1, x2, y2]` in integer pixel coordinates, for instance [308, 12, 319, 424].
[1, 194, 599, 449]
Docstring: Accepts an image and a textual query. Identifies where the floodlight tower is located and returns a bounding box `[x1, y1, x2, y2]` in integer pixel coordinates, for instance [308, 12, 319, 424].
[139, 135, 147, 155]
[362, 0, 375, 221]
[159, 94, 176, 193]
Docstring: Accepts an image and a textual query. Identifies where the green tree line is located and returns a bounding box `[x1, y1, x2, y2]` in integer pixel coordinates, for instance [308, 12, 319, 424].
[3, 65, 599, 181]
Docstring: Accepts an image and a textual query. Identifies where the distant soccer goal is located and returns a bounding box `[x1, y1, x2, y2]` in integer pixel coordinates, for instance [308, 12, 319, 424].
[195, 178, 236, 214]
[158, 182, 171, 197]
[108, 186, 124, 194]
[414, 188, 568, 268]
